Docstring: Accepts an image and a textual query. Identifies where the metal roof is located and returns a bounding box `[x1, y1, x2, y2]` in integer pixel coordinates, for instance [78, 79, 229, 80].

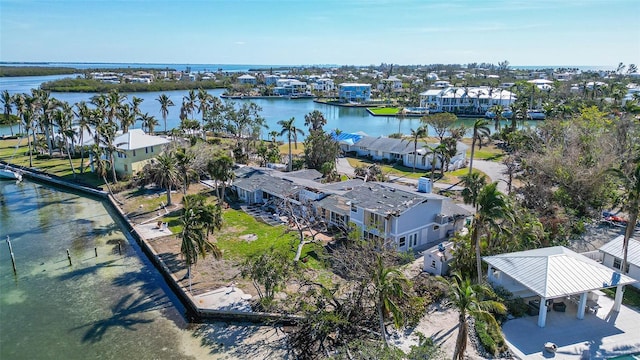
[599, 235, 640, 267]
[484, 246, 637, 299]
[113, 129, 170, 150]
[355, 136, 420, 155]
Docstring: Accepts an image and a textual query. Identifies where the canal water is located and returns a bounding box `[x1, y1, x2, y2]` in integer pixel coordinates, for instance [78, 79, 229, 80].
[0, 179, 212, 359]
[0, 74, 522, 138]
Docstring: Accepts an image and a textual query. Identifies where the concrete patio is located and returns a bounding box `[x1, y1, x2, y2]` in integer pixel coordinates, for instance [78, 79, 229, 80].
[503, 295, 640, 359]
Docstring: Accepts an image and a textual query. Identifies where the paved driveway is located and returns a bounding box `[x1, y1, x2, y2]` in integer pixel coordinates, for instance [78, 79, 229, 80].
[472, 159, 508, 193]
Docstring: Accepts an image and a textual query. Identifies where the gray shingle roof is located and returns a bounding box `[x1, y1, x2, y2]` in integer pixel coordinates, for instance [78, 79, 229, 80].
[484, 246, 637, 298]
[342, 182, 430, 216]
[600, 235, 640, 267]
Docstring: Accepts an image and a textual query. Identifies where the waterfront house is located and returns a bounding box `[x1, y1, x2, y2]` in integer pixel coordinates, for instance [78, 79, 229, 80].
[273, 79, 308, 96]
[338, 83, 371, 103]
[231, 166, 469, 250]
[599, 235, 640, 289]
[378, 76, 403, 91]
[238, 74, 257, 85]
[419, 86, 516, 114]
[264, 74, 279, 86]
[101, 129, 170, 177]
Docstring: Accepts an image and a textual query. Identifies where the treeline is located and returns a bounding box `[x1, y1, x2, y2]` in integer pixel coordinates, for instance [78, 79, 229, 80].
[40, 78, 224, 93]
[0, 66, 78, 77]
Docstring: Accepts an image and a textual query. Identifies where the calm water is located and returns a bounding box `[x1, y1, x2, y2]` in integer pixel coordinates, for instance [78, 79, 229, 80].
[0, 75, 527, 138]
[0, 179, 211, 359]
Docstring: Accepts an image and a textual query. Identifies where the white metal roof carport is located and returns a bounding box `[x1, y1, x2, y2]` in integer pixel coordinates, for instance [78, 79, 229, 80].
[483, 246, 637, 327]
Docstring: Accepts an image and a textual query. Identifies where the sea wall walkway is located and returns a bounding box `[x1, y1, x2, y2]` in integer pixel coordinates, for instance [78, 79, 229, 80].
[2, 161, 299, 324]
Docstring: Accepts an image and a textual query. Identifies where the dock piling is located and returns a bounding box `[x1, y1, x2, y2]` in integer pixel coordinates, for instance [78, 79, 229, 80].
[94, 247, 98, 257]
[66, 249, 72, 266]
[7, 236, 17, 275]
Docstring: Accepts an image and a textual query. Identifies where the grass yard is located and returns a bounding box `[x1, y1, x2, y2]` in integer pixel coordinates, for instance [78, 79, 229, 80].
[602, 286, 640, 309]
[279, 142, 305, 155]
[367, 107, 400, 116]
[0, 138, 104, 187]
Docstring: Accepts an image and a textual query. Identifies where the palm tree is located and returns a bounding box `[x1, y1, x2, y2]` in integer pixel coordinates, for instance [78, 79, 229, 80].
[106, 89, 126, 125]
[472, 182, 513, 283]
[1, 90, 14, 136]
[139, 113, 158, 134]
[468, 119, 491, 175]
[146, 151, 179, 206]
[403, 126, 427, 173]
[207, 154, 235, 204]
[423, 143, 445, 184]
[197, 88, 211, 124]
[96, 121, 119, 183]
[180, 194, 223, 292]
[372, 256, 410, 347]
[608, 153, 640, 277]
[175, 147, 195, 195]
[53, 103, 77, 178]
[75, 101, 93, 174]
[489, 104, 505, 132]
[438, 272, 506, 360]
[303, 110, 327, 131]
[12, 93, 26, 135]
[156, 93, 174, 133]
[118, 103, 136, 133]
[278, 117, 304, 172]
[461, 172, 488, 210]
[183, 89, 197, 119]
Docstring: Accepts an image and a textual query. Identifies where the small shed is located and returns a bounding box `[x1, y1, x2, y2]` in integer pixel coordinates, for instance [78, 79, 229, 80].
[423, 241, 454, 276]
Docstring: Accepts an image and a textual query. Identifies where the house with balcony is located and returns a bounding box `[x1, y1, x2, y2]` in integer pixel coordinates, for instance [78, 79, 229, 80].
[273, 79, 308, 96]
[338, 83, 371, 103]
[419, 86, 516, 114]
[231, 166, 469, 250]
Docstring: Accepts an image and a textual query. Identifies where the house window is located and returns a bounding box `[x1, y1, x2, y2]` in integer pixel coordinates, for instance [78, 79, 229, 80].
[151, 146, 154, 152]
[409, 233, 418, 247]
[366, 212, 383, 231]
[351, 203, 357, 212]
[145, 147, 149, 154]
[433, 225, 440, 231]
[132, 150, 136, 157]
[431, 260, 436, 269]
[124, 164, 128, 172]
[399, 236, 406, 247]
[613, 258, 621, 270]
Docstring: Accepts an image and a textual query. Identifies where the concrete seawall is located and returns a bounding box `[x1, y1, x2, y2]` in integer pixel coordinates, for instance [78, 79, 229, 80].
[2, 161, 299, 324]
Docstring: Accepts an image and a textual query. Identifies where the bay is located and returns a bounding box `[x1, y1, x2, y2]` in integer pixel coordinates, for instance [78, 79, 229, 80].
[0, 179, 211, 359]
[0, 75, 526, 139]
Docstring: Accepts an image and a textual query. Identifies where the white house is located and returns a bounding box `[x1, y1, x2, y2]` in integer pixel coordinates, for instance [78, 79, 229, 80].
[273, 79, 308, 96]
[238, 74, 257, 85]
[338, 83, 371, 103]
[433, 80, 451, 88]
[264, 74, 279, 86]
[419, 86, 517, 114]
[378, 76, 403, 91]
[599, 235, 640, 289]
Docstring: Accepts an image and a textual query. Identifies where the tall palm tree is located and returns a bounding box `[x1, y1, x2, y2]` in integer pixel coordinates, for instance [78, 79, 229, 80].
[53, 104, 77, 177]
[175, 147, 195, 195]
[372, 256, 410, 347]
[139, 113, 158, 134]
[278, 117, 304, 172]
[468, 119, 490, 175]
[12, 93, 26, 135]
[472, 182, 513, 283]
[75, 101, 93, 174]
[423, 143, 445, 184]
[106, 89, 126, 125]
[303, 110, 327, 131]
[180, 194, 223, 292]
[96, 121, 119, 183]
[608, 153, 640, 276]
[118, 103, 136, 133]
[489, 104, 505, 132]
[461, 172, 488, 210]
[183, 89, 197, 119]
[197, 88, 211, 124]
[156, 93, 175, 133]
[403, 126, 426, 173]
[1, 90, 14, 136]
[438, 272, 506, 360]
[147, 151, 179, 206]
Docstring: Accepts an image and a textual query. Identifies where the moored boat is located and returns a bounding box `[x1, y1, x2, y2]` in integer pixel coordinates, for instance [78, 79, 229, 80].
[0, 167, 22, 181]
[527, 110, 546, 120]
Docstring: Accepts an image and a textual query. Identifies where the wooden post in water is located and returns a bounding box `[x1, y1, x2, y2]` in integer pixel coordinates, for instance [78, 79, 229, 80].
[117, 243, 122, 255]
[94, 247, 98, 257]
[66, 249, 72, 266]
[7, 236, 17, 275]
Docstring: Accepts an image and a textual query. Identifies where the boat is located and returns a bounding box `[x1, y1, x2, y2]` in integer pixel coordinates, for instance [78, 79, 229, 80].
[527, 110, 546, 120]
[0, 167, 22, 181]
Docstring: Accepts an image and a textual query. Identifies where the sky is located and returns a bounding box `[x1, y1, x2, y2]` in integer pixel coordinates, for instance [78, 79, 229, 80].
[1, 0, 639, 67]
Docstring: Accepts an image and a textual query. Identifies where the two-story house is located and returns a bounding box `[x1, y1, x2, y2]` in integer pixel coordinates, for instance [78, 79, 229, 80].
[111, 129, 170, 177]
[338, 83, 371, 103]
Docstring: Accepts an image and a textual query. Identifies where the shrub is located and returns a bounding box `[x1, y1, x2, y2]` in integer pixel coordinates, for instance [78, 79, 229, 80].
[475, 318, 508, 356]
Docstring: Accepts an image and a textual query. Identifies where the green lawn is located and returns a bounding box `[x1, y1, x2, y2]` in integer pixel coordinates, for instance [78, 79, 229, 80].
[367, 107, 400, 116]
[216, 209, 326, 269]
[469, 147, 505, 161]
[0, 138, 105, 187]
[602, 286, 640, 309]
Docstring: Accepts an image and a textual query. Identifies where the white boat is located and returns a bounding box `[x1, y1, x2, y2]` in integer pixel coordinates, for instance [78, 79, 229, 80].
[0, 168, 22, 181]
[527, 110, 546, 120]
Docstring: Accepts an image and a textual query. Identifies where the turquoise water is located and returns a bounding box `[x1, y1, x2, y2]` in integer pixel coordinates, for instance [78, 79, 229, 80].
[609, 354, 640, 359]
[0, 180, 211, 359]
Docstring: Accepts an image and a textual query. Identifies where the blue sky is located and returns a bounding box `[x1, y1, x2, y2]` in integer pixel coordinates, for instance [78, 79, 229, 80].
[1, 0, 639, 67]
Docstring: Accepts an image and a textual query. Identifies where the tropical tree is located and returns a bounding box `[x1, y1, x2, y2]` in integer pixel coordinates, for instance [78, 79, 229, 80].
[404, 126, 427, 173]
[471, 182, 513, 283]
[75, 101, 93, 174]
[423, 143, 445, 184]
[180, 194, 223, 292]
[303, 109, 327, 131]
[468, 119, 491, 175]
[106, 89, 126, 125]
[53, 103, 77, 177]
[461, 172, 488, 210]
[145, 151, 179, 206]
[278, 117, 304, 172]
[197, 88, 212, 125]
[489, 104, 505, 132]
[12, 93, 26, 135]
[139, 112, 159, 134]
[1, 90, 14, 135]
[206, 153, 235, 204]
[156, 93, 175, 133]
[438, 273, 506, 360]
[183, 89, 197, 119]
[372, 256, 411, 347]
[96, 121, 119, 182]
[423, 112, 456, 143]
[118, 103, 136, 133]
[175, 147, 196, 194]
